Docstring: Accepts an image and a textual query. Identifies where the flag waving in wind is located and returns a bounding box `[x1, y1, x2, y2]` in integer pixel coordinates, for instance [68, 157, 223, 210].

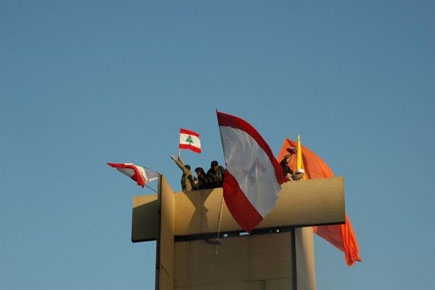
[217, 111, 285, 232]
[179, 128, 201, 153]
[296, 134, 306, 179]
[107, 163, 160, 187]
[277, 138, 362, 266]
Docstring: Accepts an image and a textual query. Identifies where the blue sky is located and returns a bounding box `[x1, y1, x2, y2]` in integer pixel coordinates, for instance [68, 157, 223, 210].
[1, 1, 434, 289]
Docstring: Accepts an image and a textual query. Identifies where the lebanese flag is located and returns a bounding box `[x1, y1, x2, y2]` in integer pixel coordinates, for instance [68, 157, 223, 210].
[107, 163, 160, 187]
[277, 139, 362, 266]
[179, 128, 201, 153]
[217, 111, 285, 232]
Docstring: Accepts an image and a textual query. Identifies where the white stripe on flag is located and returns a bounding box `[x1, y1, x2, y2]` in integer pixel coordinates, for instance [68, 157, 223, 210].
[220, 126, 281, 217]
[179, 133, 201, 149]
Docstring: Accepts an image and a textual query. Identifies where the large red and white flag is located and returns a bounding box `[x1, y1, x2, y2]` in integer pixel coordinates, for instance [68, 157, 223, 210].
[179, 128, 201, 153]
[107, 163, 160, 187]
[217, 111, 285, 232]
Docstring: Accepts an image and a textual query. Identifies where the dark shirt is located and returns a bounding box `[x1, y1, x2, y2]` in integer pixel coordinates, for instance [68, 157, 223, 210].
[207, 165, 226, 188]
[195, 175, 209, 190]
[280, 160, 293, 178]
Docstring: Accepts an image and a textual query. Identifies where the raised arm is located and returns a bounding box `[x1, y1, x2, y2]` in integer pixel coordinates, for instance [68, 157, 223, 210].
[170, 154, 190, 175]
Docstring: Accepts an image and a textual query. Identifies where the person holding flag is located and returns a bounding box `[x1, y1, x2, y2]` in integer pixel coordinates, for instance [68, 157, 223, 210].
[171, 128, 202, 191]
[279, 146, 297, 182]
[170, 154, 195, 191]
[293, 168, 305, 181]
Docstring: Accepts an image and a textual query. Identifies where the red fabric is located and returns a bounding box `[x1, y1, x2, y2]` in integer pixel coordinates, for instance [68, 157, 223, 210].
[107, 163, 146, 187]
[179, 144, 201, 153]
[217, 111, 284, 232]
[223, 171, 263, 233]
[180, 128, 200, 137]
[217, 111, 285, 185]
[277, 139, 362, 266]
[277, 139, 334, 180]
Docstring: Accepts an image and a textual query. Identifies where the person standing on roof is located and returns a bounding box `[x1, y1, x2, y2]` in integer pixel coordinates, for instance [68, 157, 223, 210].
[194, 167, 209, 190]
[207, 160, 226, 188]
[280, 146, 297, 182]
[293, 168, 305, 181]
[170, 154, 195, 191]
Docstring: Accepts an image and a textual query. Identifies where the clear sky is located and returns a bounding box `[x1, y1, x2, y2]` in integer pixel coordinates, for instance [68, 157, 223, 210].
[1, 1, 434, 289]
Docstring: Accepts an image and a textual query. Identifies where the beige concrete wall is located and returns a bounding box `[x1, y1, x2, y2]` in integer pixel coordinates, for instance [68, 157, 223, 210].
[132, 194, 159, 242]
[174, 279, 291, 290]
[159, 176, 175, 290]
[132, 176, 320, 290]
[174, 233, 293, 290]
[173, 230, 316, 290]
[296, 227, 316, 290]
[132, 177, 345, 241]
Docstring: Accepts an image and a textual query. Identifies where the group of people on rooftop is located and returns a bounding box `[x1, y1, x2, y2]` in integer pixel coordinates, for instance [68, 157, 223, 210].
[170, 155, 225, 191]
[170, 146, 304, 192]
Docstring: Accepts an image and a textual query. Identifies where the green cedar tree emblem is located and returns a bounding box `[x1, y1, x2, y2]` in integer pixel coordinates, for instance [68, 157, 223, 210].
[185, 135, 194, 145]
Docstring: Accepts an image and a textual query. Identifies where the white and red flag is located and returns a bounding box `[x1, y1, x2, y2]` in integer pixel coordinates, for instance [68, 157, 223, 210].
[217, 111, 285, 232]
[107, 163, 160, 187]
[179, 128, 201, 153]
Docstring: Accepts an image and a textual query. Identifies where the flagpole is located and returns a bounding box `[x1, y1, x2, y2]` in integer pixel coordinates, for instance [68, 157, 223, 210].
[178, 128, 181, 159]
[145, 184, 158, 194]
[214, 194, 225, 255]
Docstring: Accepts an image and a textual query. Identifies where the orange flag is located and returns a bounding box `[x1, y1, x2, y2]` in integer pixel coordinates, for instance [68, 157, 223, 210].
[277, 138, 362, 266]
